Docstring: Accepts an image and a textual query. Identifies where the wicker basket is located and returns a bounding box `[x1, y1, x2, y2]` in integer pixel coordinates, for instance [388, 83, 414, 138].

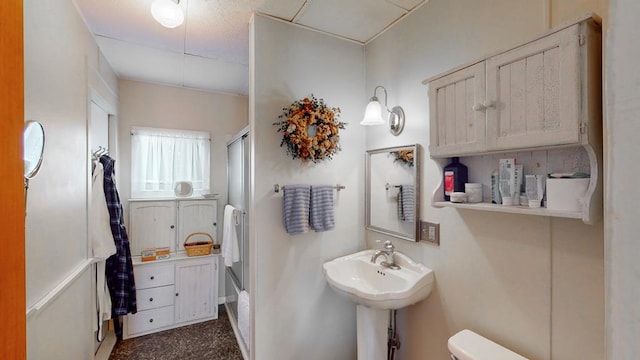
[184, 232, 214, 257]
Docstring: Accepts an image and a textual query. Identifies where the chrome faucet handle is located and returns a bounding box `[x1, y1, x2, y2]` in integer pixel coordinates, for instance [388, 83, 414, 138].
[383, 240, 394, 252]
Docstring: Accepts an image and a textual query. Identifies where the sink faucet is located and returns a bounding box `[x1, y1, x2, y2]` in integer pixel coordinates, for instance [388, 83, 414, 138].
[371, 240, 400, 270]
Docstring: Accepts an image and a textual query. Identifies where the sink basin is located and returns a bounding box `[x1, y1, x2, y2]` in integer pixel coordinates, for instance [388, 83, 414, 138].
[323, 249, 434, 309]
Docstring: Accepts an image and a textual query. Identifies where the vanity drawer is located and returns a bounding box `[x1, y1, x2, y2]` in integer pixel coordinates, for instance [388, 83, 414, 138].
[137, 285, 175, 311]
[127, 306, 174, 335]
[135, 264, 174, 289]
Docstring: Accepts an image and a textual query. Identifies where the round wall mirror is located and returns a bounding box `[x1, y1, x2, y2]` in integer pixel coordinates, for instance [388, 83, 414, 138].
[24, 120, 45, 180]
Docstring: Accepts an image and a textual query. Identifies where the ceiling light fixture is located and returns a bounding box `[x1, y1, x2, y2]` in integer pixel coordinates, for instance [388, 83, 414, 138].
[361, 85, 405, 136]
[151, 0, 184, 29]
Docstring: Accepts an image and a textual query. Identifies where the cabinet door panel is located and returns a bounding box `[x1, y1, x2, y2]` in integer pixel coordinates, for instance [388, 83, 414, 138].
[487, 24, 580, 150]
[429, 62, 486, 157]
[129, 201, 177, 255]
[174, 258, 216, 323]
[177, 200, 217, 251]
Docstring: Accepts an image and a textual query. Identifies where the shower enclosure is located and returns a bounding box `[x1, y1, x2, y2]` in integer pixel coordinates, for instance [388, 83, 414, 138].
[225, 126, 250, 355]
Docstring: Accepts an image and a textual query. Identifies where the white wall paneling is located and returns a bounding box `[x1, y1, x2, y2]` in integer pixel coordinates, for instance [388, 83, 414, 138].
[251, 14, 366, 360]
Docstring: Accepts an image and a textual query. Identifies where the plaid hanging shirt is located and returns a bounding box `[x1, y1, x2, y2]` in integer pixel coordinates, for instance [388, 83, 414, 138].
[100, 155, 137, 316]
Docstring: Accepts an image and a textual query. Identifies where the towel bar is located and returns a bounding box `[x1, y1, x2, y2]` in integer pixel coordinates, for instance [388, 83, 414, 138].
[273, 184, 346, 193]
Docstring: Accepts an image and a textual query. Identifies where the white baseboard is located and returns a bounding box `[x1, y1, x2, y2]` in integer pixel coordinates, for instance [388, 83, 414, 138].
[94, 329, 116, 360]
[225, 302, 249, 360]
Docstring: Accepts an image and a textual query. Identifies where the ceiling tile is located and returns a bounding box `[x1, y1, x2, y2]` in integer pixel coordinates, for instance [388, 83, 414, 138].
[96, 36, 184, 87]
[295, 0, 407, 42]
[255, 0, 308, 21]
[183, 55, 248, 95]
[184, 0, 253, 64]
[76, 0, 186, 53]
[387, 0, 427, 11]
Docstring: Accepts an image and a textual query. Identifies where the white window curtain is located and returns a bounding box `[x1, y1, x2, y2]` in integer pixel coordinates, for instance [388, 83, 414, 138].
[131, 127, 210, 198]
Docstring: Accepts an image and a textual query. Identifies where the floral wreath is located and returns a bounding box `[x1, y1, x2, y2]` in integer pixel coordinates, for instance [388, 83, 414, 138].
[391, 150, 414, 167]
[274, 95, 346, 163]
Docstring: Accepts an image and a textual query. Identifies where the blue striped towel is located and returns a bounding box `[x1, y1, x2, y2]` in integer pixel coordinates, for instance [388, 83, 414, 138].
[397, 185, 415, 222]
[283, 185, 311, 235]
[310, 185, 335, 232]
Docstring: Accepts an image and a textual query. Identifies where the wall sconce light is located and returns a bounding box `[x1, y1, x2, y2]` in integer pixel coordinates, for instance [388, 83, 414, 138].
[360, 85, 405, 136]
[151, 0, 184, 29]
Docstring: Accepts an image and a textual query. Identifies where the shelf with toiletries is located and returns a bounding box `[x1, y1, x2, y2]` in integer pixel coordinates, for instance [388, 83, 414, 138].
[424, 14, 602, 225]
[430, 146, 601, 224]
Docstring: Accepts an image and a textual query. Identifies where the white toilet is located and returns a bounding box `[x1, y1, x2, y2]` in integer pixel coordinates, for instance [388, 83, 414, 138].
[448, 329, 529, 360]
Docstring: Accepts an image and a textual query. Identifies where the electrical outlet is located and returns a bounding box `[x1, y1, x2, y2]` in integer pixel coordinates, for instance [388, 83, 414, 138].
[420, 221, 440, 245]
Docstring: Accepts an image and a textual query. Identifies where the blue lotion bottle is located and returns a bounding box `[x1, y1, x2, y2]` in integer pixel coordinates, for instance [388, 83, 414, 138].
[443, 157, 468, 201]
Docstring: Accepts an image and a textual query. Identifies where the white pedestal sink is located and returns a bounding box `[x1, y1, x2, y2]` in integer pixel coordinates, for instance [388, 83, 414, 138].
[323, 249, 434, 360]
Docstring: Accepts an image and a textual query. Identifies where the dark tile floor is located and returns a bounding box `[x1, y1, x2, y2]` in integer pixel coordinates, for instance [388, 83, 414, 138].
[109, 306, 243, 360]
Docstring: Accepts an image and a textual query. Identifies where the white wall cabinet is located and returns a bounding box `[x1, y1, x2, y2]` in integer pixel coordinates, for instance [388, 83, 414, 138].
[486, 24, 581, 151]
[175, 258, 217, 323]
[123, 254, 219, 339]
[424, 14, 602, 224]
[129, 198, 217, 255]
[178, 200, 217, 252]
[129, 201, 177, 255]
[428, 62, 486, 157]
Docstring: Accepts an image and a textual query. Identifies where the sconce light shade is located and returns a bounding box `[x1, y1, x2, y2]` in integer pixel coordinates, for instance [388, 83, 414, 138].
[151, 0, 184, 29]
[361, 86, 406, 135]
[360, 97, 386, 125]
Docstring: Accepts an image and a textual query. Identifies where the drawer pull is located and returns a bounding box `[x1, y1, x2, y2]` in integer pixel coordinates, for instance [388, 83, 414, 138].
[149, 318, 154, 323]
[149, 297, 153, 302]
[150, 276, 155, 280]
[175, 293, 179, 297]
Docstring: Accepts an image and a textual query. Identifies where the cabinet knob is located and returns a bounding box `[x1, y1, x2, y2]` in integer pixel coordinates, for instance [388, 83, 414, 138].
[472, 101, 495, 111]
[213, 222, 217, 226]
[176, 293, 179, 297]
[149, 297, 153, 302]
[149, 318, 154, 323]
[150, 276, 155, 280]
[170, 225, 175, 229]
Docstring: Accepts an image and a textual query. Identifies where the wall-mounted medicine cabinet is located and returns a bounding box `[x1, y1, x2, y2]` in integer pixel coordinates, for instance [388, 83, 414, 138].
[422, 14, 602, 224]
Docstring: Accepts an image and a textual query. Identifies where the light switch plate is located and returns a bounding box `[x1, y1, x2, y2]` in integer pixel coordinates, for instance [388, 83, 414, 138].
[420, 221, 440, 245]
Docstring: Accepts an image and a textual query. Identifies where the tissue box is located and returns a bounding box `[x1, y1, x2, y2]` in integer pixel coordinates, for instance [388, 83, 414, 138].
[546, 178, 590, 212]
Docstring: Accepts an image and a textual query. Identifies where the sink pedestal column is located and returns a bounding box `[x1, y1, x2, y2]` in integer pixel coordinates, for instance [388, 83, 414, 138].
[356, 305, 388, 360]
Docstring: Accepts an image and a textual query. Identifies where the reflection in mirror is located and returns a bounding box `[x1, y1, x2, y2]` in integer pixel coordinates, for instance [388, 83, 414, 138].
[24, 120, 45, 179]
[366, 144, 420, 241]
[24, 120, 45, 204]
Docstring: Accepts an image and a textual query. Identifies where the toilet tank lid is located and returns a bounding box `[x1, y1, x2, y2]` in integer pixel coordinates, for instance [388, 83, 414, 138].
[448, 330, 529, 360]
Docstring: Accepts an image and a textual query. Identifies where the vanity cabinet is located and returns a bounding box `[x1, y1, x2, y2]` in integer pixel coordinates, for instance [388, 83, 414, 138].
[123, 254, 219, 339]
[175, 258, 217, 323]
[424, 14, 602, 224]
[128, 198, 217, 255]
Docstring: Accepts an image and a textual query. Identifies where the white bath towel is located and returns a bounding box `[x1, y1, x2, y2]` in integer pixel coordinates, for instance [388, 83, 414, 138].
[283, 185, 311, 235]
[310, 185, 335, 232]
[238, 290, 250, 347]
[222, 205, 240, 267]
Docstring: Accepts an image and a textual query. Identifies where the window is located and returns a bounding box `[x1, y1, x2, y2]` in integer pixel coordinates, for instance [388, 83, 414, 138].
[131, 127, 210, 198]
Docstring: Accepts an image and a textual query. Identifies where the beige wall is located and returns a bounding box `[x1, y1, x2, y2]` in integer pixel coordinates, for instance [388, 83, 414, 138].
[117, 80, 248, 201]
[117, 79, 248, 275]
[365, 0, 606, 359]
[24, 0, 119, 357]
